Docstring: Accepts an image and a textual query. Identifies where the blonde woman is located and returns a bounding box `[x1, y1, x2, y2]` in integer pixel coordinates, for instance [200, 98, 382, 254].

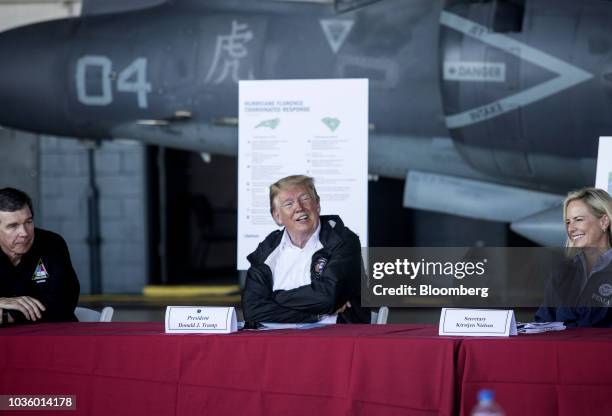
[535, 188, 612, 327]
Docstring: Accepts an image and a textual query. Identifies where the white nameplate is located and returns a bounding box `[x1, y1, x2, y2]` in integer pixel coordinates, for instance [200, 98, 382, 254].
[165, 306, 237, 334]
[438, 308, 517, 337]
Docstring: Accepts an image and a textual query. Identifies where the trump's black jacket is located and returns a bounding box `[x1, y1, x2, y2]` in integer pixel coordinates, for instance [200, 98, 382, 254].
[242, 215, 369, 323]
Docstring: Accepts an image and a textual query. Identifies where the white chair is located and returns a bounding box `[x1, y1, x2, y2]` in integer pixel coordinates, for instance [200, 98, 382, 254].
[371, 306, 389, 324]
[75, 306, 114, 322]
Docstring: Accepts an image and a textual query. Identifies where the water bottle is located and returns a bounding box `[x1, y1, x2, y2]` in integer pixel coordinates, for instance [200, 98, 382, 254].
[471, 389, 505, 416]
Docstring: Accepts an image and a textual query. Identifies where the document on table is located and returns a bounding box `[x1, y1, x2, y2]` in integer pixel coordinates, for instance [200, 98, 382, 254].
[517, 321, 566, 334]
[238, 321, 331, 330]
[260, 322, 329, 330]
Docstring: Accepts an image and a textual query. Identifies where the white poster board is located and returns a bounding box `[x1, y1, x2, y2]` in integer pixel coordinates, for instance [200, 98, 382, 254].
[237, 79, 368, 270]
[595, 137, 612, 192]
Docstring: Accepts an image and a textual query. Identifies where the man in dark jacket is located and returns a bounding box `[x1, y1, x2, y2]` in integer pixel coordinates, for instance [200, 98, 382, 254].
[242, 175, 369, 324]
[0, 188, 79, 324]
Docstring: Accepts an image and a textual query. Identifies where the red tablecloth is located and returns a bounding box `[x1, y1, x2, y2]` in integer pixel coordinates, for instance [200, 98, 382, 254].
[457, 328, 612, 415]
[3, 323, 612, 415]
[0, 323, 458, 416]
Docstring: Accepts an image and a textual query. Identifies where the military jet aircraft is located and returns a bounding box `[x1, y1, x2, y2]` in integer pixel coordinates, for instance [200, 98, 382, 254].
[0, 0, 609, 245]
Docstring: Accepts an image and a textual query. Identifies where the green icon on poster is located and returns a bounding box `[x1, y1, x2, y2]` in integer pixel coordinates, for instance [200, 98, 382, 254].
[321, 117, 340, 132]
[255, 118, 280, 129]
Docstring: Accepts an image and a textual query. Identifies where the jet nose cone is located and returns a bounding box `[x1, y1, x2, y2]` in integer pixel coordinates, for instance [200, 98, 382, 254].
[0, 19, 76, 134]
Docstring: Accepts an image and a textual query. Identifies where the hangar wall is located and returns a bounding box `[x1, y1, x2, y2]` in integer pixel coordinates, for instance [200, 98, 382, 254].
[37, 137, 148, 294]
[0, 129, 39, 212]
[0, 2, 149, 295]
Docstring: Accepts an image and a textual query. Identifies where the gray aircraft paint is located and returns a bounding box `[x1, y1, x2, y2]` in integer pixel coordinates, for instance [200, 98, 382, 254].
[1, 0, 611, 246]
[204, 20, 255, 84]
[440, 11, 593, 129]
[319, 19, 354, 53]
[443, 61, 506, 83]
[403, 170, 563, 223]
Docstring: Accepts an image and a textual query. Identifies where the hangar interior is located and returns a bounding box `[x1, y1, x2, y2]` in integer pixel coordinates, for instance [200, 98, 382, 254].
[0, 0, 557, 323]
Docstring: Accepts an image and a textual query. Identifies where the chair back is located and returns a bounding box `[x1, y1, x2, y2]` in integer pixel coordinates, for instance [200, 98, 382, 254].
[75, 306, 114, 322]
[99, 307, 114, 322]
[371, 306, 389, 324]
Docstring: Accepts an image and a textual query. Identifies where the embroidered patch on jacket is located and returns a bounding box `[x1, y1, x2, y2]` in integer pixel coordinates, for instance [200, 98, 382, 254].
[599, 283, 612, 297]
[314, 258, 328, 276]
[32, 258, 49, 281]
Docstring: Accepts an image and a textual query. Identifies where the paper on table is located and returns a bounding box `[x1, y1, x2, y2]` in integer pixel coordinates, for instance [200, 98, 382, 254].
[238, 321, 332, 330]
[165, 306, 237, 334]
[517, 321, 566, 334]
[260, 322, 330, 330]
[439, 308, 518, 336]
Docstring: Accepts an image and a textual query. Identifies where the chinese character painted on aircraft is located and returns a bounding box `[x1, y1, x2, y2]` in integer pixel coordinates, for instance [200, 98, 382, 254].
[205, 20, 254, 84]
